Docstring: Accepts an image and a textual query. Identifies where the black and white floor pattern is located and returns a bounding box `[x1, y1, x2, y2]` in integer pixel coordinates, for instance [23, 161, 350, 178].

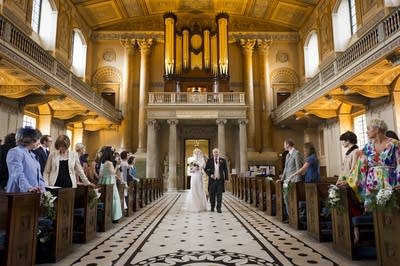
[52, 192, 376, 266]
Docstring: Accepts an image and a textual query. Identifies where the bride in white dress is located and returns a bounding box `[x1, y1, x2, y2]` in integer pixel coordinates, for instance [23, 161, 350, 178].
[187, 161, 208, 212]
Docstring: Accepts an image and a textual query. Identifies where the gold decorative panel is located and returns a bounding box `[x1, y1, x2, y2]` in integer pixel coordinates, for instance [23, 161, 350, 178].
[270, 2, 312, 28]
[146, 0, 179, 14]
[122, 0, 144, 17]
[214, 0, 247, 15]
[78, 1, 122, 26]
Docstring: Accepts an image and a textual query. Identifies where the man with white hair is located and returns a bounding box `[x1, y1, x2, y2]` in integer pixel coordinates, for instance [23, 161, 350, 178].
[205, 148, 229, 213]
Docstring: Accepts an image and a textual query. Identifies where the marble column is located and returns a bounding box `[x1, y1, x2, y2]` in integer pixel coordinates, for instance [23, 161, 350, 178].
[240, 39, 256, 151]
[258, 39, 273, 152]
[120, 39, 136, 151]
[167, 119, 178, 190]
[216, 118, 227, 158]
[137, 39, 153, 153]
[145, 119, 157, 178]
[238, 119, 248, 175]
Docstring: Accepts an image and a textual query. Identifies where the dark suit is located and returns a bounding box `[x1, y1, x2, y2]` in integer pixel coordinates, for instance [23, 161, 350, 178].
[33, 147, 49, 175]
[205, 157, 229, 211]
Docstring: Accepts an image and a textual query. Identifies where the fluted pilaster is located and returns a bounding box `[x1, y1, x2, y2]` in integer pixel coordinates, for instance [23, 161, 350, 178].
[137, 39, 153, 153]
[120, 38, 136, 151]
[216, 118, 227, 158]
[167, 119, 178, 190]
[238, 119, 248, 175]
[258, 39, 273, 152]
[240, 39, 256, 151]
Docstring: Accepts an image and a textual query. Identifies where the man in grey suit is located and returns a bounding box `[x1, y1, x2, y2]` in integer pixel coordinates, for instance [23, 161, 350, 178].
[276, 139, 303, 222]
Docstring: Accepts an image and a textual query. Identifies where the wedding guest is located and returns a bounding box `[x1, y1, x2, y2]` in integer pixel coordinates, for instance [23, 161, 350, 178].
[0, 133, 16, 190]
[127, 156, 139, 182]
[6, 127, 45, 193]
[33, 134, 52, 175]
[75, 143, 90, 177]
[347, 119, 400, 210]
[98, 146, 123, 222]
[337, 131, 359, 186]
[43, 135, 93, 188]
[289, 142, 320, 183]
[276, 139, 303, 222]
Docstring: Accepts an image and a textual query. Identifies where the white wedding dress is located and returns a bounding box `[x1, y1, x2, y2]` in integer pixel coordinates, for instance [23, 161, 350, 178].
[187, 166, 208, 212]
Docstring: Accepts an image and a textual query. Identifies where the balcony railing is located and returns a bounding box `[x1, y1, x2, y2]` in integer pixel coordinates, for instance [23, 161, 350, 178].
[0, 15, 122, 124]
[148, 92, 246, 105]
[273, 8, 400, 123]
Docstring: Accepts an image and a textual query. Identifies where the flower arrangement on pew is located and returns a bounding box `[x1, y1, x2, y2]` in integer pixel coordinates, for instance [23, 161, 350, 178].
[38, 191, 57, 243]
[88, 188, 101, 209]
[40, 191, 57, 220]
[368, 188, 399, 212]
[326, 184, 344, 214]
[282, 180, 293, 194]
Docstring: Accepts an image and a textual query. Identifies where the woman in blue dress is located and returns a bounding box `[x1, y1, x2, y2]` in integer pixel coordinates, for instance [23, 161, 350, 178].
[288, 142, 320, 183]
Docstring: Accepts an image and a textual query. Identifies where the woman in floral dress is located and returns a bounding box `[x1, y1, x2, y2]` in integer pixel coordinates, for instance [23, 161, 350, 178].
[348, 119, 400, 210]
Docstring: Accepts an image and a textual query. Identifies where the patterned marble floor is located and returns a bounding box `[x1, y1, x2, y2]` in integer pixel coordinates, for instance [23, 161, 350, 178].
[50, 192, 377, 266]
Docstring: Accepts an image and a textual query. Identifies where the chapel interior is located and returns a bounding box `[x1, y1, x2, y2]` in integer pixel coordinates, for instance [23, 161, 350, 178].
[0, 0, 399, 265]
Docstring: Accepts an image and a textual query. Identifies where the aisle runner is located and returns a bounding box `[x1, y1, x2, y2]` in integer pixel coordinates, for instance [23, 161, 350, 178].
[71, 192, 336, 266]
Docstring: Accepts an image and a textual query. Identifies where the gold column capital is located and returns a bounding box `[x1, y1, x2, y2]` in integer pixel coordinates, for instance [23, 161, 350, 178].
[137, 39, 153, 55]
[238, 119, 248, 125]
[167, 119, 179, 125]
[216, 118, 227, 125]
[120, 39, 136, 49]
[240, 39, 256, 54]
[257, 39, 272, 54]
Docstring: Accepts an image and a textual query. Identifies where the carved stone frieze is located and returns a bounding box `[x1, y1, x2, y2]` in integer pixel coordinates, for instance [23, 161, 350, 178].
[270, 67, 298, 84]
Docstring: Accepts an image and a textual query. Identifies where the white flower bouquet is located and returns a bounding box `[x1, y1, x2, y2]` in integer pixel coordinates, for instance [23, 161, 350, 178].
[40, 191, 57, 220]
[371, 187, 399, 211]
[326, 184, 344, 213]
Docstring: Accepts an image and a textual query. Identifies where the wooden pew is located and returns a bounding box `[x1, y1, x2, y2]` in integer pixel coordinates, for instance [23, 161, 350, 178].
[373, 190, 400, 266]
[36, 187, 75, 263]
[250, 177, 256, 206]
[265, 179, 276, 216]
[332, 187, 376, 260]
[97, 184, 113, 232]
[274, 181, 285, 221]
[73, 186, 97, 243]
[305, 183, 333, 241]
[126, 181, 135, 216]
[138, 178, 144, 208]
[0, 192, 40, 266]
[238, 177, 243, 200]
[257, 177, 266, 211]
[231, 175, 237, 196]
[288, 182, 306, 230]
[245, 178, 250, 203]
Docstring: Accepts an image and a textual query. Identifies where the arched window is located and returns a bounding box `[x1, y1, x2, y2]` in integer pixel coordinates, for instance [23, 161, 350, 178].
[72, 29, 87, 78]
[31, 0, 57, 50]
[332, 0, 357, 51]
[304, 31, 320, 78]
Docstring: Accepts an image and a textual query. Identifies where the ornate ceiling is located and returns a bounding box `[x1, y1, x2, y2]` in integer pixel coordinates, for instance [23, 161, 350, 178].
[72, 0, 320, 31]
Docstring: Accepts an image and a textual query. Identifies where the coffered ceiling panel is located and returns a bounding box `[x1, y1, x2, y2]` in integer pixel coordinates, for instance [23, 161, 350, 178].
[72, 0, 320, 31]
[76, 1, 123, 26]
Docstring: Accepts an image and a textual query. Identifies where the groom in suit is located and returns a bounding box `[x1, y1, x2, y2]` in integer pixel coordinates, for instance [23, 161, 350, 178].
[277, 139, 303, 222]
[205, 148, 229, 213]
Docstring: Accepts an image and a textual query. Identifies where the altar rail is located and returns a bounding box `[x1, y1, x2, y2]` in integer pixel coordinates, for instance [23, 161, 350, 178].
[148, 92, 246, 105]
[273, 9, 400, 123]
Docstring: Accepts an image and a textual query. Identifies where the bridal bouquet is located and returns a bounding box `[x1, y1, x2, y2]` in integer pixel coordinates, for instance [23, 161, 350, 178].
[326, 184, 344, 213]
